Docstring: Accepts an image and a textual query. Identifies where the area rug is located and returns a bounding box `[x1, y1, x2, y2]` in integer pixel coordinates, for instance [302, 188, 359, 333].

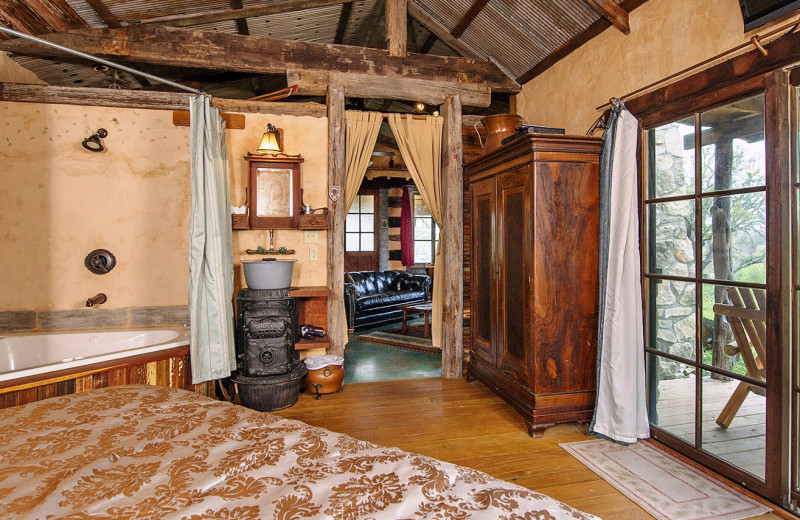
[357, 331, 440, 354]
[561, 439, 771, 520]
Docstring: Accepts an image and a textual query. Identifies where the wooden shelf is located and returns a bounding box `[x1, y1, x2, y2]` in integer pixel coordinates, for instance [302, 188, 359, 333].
[289, 286, 330, 298]
[299, 213, 328, 230]
[295, 336, 330, 350]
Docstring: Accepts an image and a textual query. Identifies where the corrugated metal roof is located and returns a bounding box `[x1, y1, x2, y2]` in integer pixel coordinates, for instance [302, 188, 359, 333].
[63, 0, 106, 28]
[9, 55, 141, 89]
[246, 6, 341, 43]
[101, 0, 230, 23]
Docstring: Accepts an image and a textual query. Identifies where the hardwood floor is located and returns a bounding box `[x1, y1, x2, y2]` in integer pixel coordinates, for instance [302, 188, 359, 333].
[274, 377, 783, 520]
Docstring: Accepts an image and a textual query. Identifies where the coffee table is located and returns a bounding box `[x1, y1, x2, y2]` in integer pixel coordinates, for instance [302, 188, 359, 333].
[399, 301, 433, 338]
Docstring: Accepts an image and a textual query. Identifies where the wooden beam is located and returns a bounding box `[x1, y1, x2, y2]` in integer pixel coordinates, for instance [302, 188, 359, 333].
[451, 0, 488, 38]
[0, 0, 87, 35]
[139, 0, 355, 27]
[517, 0, 648, 84]
[0, 83, 327, 117]
[83, 0, 123, 28]
[229, 0, 251, 36]
[385, 0, 407, 57]
[326, 85, 346, 358]
[408, 2, 483, 59]
[333, 2, 353, 44]
[584, 0, 630, 34]
[288, 69, 491, 107]
[0, 25, 520, 93]
[441, 93, 463, 379]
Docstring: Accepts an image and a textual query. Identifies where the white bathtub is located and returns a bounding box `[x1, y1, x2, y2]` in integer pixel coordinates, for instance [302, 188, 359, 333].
[0, 327, 190, 384]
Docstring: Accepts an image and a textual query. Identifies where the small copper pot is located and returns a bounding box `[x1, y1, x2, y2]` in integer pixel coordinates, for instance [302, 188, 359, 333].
[479, 114, 523, 155]
[305, 364, 344, 398]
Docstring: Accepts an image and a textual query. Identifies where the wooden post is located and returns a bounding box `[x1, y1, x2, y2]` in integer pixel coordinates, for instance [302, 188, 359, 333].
[441, 94, 463, 378]
[385, 0, 407, 57]
[327, 85, 346, 357]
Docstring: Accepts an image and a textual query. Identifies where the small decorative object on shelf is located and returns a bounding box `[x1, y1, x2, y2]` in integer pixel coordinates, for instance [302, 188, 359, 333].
[299, 324, 325, 340]
[246, 245, 296, 255]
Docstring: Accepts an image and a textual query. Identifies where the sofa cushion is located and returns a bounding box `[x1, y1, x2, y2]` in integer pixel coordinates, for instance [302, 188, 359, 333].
[347, 271, 400, 296]
[358, 290, 427, 311]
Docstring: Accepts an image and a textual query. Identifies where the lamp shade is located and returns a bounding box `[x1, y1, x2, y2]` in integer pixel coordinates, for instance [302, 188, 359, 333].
[256, 124, 281, 153]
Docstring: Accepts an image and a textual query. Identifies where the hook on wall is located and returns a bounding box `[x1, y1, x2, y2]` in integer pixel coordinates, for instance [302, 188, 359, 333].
[82, 128, 108, 152]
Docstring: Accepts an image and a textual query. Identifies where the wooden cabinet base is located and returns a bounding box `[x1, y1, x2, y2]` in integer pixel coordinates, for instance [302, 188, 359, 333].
[467, 357, 595, 437]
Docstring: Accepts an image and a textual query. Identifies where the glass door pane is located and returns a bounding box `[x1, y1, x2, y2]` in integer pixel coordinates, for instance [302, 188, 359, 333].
[646, 94, 767, 482]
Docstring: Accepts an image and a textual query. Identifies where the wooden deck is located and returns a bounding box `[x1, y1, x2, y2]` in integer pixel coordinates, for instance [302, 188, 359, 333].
[274, 377, 781, 520]
[654, 375, 766, 479]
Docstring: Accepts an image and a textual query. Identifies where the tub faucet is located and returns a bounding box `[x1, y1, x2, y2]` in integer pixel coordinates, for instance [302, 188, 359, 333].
[86, 293, 107, 307]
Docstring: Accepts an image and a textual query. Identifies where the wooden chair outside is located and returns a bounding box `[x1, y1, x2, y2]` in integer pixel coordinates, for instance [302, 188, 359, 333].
[711, 286, 767, 429]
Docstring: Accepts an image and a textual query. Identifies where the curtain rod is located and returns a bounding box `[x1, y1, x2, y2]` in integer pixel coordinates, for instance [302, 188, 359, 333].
[0, 24, 202, 95]
[381, 113, 437, 120]
[596, 16, 800, 111]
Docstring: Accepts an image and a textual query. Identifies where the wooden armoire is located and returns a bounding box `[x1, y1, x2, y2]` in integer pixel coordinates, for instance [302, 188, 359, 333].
[465, 133, 602, 437]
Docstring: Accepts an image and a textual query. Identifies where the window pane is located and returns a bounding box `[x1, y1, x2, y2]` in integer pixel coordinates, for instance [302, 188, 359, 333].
[701, 369, 765, 480]
[360, 195, 374, 214]
[434, 225, 440, 240]
[345, 213, 360, 232]
[415, 241, 432, 264]
[700, 95, 765, 193]
[648, 117, 695, 199]
[360, 214, 374, 232]
[415, 218, 432, 240]
[414, 194, 432, 217]
[701, 193, 766, 283]
[648, 355, 695, 445]
[360, 233, 374, 252]
[647, 200, 696, 276]
[651, 280, 696, 362]
[345, 233, 360, 252]
[704, 283, 765, 378]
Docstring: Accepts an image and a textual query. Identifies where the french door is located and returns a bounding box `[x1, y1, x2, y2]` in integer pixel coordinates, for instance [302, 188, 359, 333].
[643, 69, 794, 507]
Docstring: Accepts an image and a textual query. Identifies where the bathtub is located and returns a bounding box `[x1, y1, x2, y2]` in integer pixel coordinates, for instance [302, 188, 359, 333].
[0, 327, 190, 385]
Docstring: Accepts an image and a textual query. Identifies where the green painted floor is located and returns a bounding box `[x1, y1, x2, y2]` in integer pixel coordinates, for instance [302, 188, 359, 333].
[343, 319, 441, 384]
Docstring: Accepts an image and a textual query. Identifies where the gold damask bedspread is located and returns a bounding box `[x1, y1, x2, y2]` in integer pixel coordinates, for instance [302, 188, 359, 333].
[0, 385, 599, 520]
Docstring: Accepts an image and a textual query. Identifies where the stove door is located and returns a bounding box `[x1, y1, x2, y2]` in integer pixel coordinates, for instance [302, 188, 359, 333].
[242, 338, 292, 376]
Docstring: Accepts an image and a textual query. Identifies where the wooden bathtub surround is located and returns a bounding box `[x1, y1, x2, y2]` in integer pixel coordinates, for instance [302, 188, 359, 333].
[464, 134, 602, 436]
[0, 346, 211, 409]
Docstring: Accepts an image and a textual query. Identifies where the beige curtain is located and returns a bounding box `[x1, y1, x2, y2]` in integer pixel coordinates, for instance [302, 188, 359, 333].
[340, 111, 383, 347]
[388, 114, 444, 347]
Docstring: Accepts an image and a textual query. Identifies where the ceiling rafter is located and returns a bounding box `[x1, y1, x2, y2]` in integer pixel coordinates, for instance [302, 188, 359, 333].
[229, 0, 251, 35]
[419, 0, 488, 54]
[0, 24, 520, 93]
[584, 0, 630, 34]
[333, 2, 353, 44]
[83, 0, 122, 28]
[517, 0, 649, 84]
[407, 2, 482, 59]
[138, 0, 355, 27]
[0, 0, 87, 36]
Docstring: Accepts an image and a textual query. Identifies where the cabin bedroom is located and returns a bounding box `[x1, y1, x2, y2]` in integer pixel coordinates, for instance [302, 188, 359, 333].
[0, 0, 799, 518]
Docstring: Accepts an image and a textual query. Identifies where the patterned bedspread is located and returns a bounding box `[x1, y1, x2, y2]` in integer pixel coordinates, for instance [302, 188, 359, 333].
[0, 385, 599, 519]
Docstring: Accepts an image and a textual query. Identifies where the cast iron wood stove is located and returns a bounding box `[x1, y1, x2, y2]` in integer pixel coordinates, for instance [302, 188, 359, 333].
[233, 288, 306, 411]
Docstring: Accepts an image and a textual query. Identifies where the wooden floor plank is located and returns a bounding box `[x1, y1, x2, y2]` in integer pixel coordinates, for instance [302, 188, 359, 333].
[274, 377, 783, 520]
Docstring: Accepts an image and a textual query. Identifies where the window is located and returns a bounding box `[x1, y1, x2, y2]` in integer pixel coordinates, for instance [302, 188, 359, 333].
[413, 193, 439, 264]
[345, 195, 375, 252]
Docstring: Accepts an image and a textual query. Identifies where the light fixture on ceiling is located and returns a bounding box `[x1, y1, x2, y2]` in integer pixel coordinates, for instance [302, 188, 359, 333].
[432, 110, 440, 117]
[256, 123, 281, 154]
[92, 64, 109, 72]
[415, 102, 425, 111]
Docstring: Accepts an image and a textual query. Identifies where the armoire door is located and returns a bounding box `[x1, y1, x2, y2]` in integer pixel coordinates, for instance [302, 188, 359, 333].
[496, 169, 530, 384]
[470, 177, 497, 366]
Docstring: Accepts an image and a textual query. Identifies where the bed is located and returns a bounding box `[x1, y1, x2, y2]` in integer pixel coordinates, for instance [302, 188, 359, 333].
[0, 385, 599, 519]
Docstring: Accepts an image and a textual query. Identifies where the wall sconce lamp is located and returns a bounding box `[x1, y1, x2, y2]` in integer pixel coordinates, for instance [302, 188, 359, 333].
[256, 123, 281, 154]
[82, 128, 108, 152]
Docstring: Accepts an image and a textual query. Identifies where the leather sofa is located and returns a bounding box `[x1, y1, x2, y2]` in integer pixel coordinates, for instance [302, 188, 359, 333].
[344, 270, 431, 331]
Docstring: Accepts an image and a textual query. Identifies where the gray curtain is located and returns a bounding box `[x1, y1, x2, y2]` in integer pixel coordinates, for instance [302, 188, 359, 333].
[589, 102, 650, 444]
[188, 94, 236, 384]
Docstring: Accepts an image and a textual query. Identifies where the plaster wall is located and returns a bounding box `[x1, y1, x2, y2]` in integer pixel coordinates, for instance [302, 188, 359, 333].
[0, 101, 328, 315]
[516, 0, 789, 134]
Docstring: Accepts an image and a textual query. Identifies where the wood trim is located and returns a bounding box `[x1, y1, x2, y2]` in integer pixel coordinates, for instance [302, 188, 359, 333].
[441, 94, 464, 379]
[289, 286, 330, 297]
[0, 83, 327, 117]
[0, 25, 519, 94]
[516, 0, 650, 84]
[0, 345, 189, 394]
[584, 0, 630, 35]
[764, 68, 792, 504]
[246, 156, 303, 229]
[326, 85, 346, 357]
[139, 0, 355, 27]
